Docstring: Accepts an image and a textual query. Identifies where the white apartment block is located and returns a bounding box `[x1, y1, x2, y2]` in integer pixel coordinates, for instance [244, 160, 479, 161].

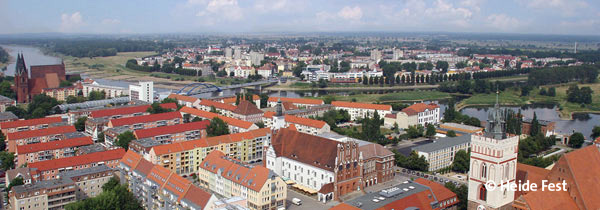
[129, 81, 154, 103]
[331, 101, 392, 121]
[412, 135, 471, 171]
[82, 83, 127, 99]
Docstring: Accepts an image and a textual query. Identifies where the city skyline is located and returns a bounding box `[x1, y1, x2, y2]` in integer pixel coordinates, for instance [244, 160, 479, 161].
[0, 0, 599, 35]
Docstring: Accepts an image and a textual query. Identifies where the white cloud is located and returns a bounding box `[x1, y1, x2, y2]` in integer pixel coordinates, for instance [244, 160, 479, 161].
[518, 0, 588, 16]
[486, 14, 521, 31]
[59, 12, 85, 32]
[195, 0, 243, 25]
[254, 0, 296, 12]
[101, 19, 120, 25]
[424, 0, 473, 27]
[337, 6, 363, 21]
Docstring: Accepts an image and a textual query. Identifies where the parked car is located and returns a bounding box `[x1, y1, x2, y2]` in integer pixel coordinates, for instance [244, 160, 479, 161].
[292, 198, 302, 206]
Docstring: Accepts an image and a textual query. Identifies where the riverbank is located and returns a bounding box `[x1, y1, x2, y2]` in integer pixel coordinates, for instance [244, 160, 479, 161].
[266, 83, 439, 91]
[457, 82, 600, 120]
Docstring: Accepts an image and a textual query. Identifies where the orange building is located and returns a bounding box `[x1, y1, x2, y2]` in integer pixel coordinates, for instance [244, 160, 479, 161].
[15, 136, 94, 167]
[6, 125, 76, 153]
[0, 116, 63, 134]
[28, 148, 125, 181]
[133, 120, 210, 143]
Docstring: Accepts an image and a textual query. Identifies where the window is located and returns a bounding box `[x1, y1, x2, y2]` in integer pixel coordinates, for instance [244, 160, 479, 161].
[481, 163, 487, 179]
[479, 185, 487, 201]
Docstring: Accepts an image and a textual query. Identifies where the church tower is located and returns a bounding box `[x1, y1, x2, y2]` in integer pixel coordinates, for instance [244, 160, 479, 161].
[14, 53, 30, 103]
[467, 91, 519, 210]
[272, 98, 286, 130]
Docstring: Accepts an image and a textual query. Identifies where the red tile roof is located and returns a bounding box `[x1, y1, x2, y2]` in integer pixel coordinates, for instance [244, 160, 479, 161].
[521, 190, 578, 210]
[16, 136, 93, 154]
[148, 164, 172, 186]
[562, 145, 600, 209]
[263, 111, 275, 118]
[199, 100, 237, 111]
[200, 150, 271, 192]
[151, 128, 271, 155]
[271, 128, 338, 171]
[109, 111, 182, 127]
[179, 107, 255, 129]
[402, 103, 440, 115]
[233, 100, 263, 115]
[167, 94, 199, 103]
[268, 97, 324, 105]
[329, 203, 361, 210]
[331, 101, 392, 111]
[6, 125, 76, 140]
[284, 115, 327, 128]
[282, 101, 298, 110]
[120, 149, 142, 169]
[29, 148, 125, 172]
[160, 103, 178, 110]
[222, 95, 260, 104]
[163, 172, 192, 201]
[0, 117, 62, 129]
[182, 185, 213, 208]
[134, 120, 210, 139]
[414, 178, 457, 204]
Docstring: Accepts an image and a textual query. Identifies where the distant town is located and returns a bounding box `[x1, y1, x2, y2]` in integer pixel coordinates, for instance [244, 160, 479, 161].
[0, 32, 598, 210]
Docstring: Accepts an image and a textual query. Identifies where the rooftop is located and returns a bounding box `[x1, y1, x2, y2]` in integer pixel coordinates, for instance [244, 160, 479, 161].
[331, 101, 392, 111]
[56, 97, 131, 111]
[0, 112, 18, 121]
[268, 97, 324, 105]
[60, 165, 113, 179]
[167, 93, 200, 103]
[29, 148, 125, 172]
[109, 111, 181, 127]
[133, 120, 210, 139]
[0, 116, 62, 129]
[284, 115, 327, 128]
[412, 135, 471, 153]
[151, 128, 270, 155]
[179, 107, 255, 129]
[6, 125, 76, 140]
[16, 136, 93, 154]
[12, 176, 73, 194]
[343, 179, 435, 210]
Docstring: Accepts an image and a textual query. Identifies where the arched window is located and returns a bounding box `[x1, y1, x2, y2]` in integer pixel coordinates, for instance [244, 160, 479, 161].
[479, 185, 487, 201]
[481, 163, 487, 179]
[504, 164, 509, 180]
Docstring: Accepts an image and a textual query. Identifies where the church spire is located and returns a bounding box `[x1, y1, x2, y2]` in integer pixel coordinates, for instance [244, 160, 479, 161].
[487, 89, 506, 139]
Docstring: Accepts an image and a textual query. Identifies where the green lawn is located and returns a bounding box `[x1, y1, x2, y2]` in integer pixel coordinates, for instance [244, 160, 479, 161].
[308, 90, 451, 103]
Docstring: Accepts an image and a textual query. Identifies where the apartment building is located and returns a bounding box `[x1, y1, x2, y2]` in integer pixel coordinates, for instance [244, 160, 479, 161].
[266, 128, 363, 203]
[167, 93, 201, 108]
[412, 135, 471, 171]
[199, 150, 287, 210]
[267, 97, 324, 108]
[9, 166, 115, 210]
[198, 99, 237, 117]
[118, 150, 218, 210]
[133, 120, 210, 144]
[82, 83, 127, 99]
[128, 81, 154, 103]
[15, 136, 94, 167]
[6, 125, 77, 153]
[263, 113, 330, 135]
[148, 128, 271, 176]
[0, 116, 63, 134]
[179, 107, 259, 133]
[107, 111, 182, 130]
[28, 148, 125, 181]
[41, 86, 78, 101]
[0, 112, 18, 123]
[331, 101, 392, 121]
[0, 95, 16, 112]
[231, 100, 264, 123]
[216, 94, 261, 107]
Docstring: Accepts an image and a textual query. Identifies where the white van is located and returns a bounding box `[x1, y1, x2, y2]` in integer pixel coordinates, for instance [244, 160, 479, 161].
[292, 198, 302, 206]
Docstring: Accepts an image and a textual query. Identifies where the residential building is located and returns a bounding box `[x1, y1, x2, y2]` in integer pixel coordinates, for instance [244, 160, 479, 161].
[199, 150, 287, 210]
[231, 100, 264, 123]
[82, 82, 127, 98]
[198, 99, 237, 117]
[6, 125, 77, 153]
[215, 95, 261, 107]
[384, 111, 417, 129]
[148, 128, 271, 176]
[412, 135, 471, 171]
[129, 81, 154, 103]
[266, 128, 363, 202]
[179, 107, 258, 133]
[0, 116, 63, 134]
[103, 126, 132, 148]
[438, 122, 484, 136]
[167, 93, 201, 108]
[330, 178, 458, 210]
[133, 120, 210, 143]
[267, 97, 324, 108]
[331, 101, 392, 121]
[41, 86, 78, 101]
[249, 51, 264, 66]
[28, 148, 125, 181]
[263, 113, 330, 135]
[15, 136, 94, 167]
[9, 176, 76, 210]
[0, 95, 16, 112]
[401, 103, 441, 126]
[0, 112, 18, 122]
[107, 111, 182, 130]
[118, 150, 218, 210]
[56, 97, 130, 114]
[61, 165, 115, 200]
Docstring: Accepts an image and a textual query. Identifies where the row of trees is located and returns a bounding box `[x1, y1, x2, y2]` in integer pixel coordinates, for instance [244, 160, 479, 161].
[457, 47, 600, 63]
[126, 59, 200, 76]
[527, 65, 599, 85]
[0, 47, 8, 63]
[65, 177, 142, 210]
[51, 39, 173, 58]
[442, 100, 482, 127]
[6, 94, 61, 119]
[566, 85, 594, 104]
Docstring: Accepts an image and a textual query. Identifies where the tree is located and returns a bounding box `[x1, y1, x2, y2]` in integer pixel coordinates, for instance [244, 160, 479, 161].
[7, 177, 24, 192]
[88, 90, 105, 100]
[147, 102, 168, 114]
[397, 151, 429, 171]
[192, 116, 202, 122]
[548, 87, 556, 97]
[0, 81, 15, 99]
[452, 150, 470, 173]
[0, 152, 15, 171]
[445, 182, 468, 210]
[425, 124, 436, 138]
[323, 96, 335, 104]
[530, 112, 541, 137]
[447, 130, 457, 137]
[539, 88, 547, 96]
[256, 121, 265, 128]
[102, 177, 120, 192]
[436, 61, 449, 73]
[591, 126, 600, 140]
[568, 132, 585, 148]
[97, 132, 105, 143]
[259, 93, 269, 108]
[210, 106, 219, 113]
[207, 117, 230, 137]
[0, 130, 5, 151]
[116, 131, 135, 150]
[66, 180, 143, 210]
[406, 125, 424, 139]
[75, 117, 87, 132]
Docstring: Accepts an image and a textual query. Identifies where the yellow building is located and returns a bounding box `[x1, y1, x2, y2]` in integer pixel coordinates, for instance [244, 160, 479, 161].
[147, 128, 271, 176]
[42, 86, 78, 101]
[199, 150, 287, 210]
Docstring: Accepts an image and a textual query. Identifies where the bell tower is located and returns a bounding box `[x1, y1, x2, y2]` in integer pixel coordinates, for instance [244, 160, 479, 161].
[14, 53, 30, 103]
[467, 91, 519, 210]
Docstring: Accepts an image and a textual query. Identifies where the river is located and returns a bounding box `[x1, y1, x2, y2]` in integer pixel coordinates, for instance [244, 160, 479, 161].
[4, 45, 598, 138]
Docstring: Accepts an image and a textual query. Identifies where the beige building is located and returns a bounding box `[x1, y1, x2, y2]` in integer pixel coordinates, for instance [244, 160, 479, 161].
[42, 86, 78, 101]
[199, 150, 287, 210]
[384, 111, 418, 129]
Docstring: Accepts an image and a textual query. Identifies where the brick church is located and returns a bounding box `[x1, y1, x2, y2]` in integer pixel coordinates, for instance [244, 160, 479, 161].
[13, 54, 66, 103]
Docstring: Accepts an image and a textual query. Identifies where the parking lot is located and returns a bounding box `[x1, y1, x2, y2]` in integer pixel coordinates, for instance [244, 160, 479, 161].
[285, 188, 339, 210]
[395, 167, 467, 186]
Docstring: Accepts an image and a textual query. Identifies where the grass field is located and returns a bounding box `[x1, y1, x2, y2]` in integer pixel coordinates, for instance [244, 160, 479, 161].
[308, 90, 452, 103]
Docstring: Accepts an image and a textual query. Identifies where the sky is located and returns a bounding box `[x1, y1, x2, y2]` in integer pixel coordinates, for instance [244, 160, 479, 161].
[0, 0, 599, 35]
